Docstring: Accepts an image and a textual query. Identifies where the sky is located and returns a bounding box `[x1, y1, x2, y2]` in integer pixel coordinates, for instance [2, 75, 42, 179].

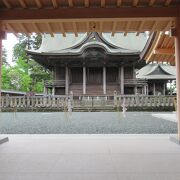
[2, 33, 18, 65]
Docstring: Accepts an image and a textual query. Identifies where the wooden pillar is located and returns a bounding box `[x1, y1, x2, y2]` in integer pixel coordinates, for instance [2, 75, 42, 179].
[143, 85, 145, 95]
[163, 83, 166, 95]
[153, 83, 156, 95]
[134, 86, 137, 95]
[54, 66, 56, 80]
[170, 80, 173, 95]
[0, 28, 6, 111]
[147, 84, 149, 95]
[65, 66, 69, 95]
[44, 86, 47, 95]
[83, 66, 86, 94]
[52, 87, 55, 95]
[118, 67, 121, 93]
[0, 34, 2, 110]
[0, 25, 9, 144]
[121, 66, 124, 95]
[103, 66, 106, 94]
[175, 17, 180, 140]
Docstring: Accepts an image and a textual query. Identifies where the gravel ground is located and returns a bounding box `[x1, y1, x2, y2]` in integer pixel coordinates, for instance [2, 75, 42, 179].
[0, 112, 177, 134]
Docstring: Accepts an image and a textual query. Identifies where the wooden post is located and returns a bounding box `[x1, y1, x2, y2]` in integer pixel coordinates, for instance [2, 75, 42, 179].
[163, 83, 166, 95]
[52, 86, 55, 95]
[0, 28, 6, 111]
[147, 84, 149, 95]
[134, 85, 137, 95]
[83, 66, 86, 94]
[118, 67, 121, 93]
[103, 66, 106, 94]
[175, 17, 180, 140]
[114, 90, 117, 107]
[153, 82, 156, 95]
[65, 66, 69, 95]
[170, 80, 173, 95]
[121, 66, 124, 95]
[144, 85, 147, 95]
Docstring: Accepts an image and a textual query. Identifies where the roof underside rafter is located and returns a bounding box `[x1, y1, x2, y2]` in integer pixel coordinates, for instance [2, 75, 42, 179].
[0, 0, 179, 65]
[141, 32, 175, 65]
[0, 0, 178, 37]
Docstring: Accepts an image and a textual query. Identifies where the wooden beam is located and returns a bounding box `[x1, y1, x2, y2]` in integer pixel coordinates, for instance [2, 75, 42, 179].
[2, 0, 11, 9]
[5, 23, 18, 37]
[154, 48, 175, 55]
[19, 0, 27, 9]
[117, 0, 122, 7]
[132, 0, 139, 6]
[72, 22, 78, 37]
[165, 0, 172, 6]
[101, 0, 105, 7]
[0, 7, 178, 20]
[111, 21, 117, 36]
[136, 21, 144, 36]
[19, 23, 30, 36]
[146, 32, 162, 62]
[59, 22, 66, 37]
[86, 22, 90, 35]
[51, 0, 58, 8]
[84, 0, 89, 7]
[68, 0, 73, 7]
[0, 31, 6, 40]
[46, 23, 54, 37]
[163, 21, 172, 32]
[124, 21, 130, 36]
[149, 21, 158, 34]
[149, 0, 156, 6]
[34, 0, 42, 9]
[31, 23, 41, 35]
[99, 21, 103, 35]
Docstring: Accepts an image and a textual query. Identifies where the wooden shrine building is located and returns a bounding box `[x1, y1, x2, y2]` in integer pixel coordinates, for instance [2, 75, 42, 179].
[27, 32, 175, 96]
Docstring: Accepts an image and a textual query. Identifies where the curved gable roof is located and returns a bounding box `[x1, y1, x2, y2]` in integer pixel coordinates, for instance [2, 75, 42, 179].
[28, 32, 148, 55]
[136, 63, 176, 80]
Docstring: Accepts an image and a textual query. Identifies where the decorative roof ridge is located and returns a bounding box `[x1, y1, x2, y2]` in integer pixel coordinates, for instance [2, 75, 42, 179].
[147, 64, 173, 76]
[38, 42, 140, 55]
[67, 32, 121, 50]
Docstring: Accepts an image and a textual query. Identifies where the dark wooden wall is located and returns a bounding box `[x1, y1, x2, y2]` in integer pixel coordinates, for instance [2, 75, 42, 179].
[87, 67, 102, 84]
[55, 67, 65, 80]
[70, 67, 83, 83]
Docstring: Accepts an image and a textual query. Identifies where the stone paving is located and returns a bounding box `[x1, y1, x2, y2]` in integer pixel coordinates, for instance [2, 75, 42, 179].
[0, 112, 177, 134]
[0, 134, 180, 180]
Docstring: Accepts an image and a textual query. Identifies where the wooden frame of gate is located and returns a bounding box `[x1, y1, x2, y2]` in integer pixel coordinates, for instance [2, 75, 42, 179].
[0, 0, 180, 143]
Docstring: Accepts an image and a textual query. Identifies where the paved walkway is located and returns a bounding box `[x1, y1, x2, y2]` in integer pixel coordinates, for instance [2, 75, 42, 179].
[0, 134, 180, 180]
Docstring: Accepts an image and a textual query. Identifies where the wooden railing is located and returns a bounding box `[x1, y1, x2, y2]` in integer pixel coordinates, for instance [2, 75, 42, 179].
[0, 94, 176, 110]
[124, 79, 147, 85]
[73, 96, 114, 108]
[114, 95, 175, 107]
[0, 95, 70, 109]
[45, 80, 65, 87]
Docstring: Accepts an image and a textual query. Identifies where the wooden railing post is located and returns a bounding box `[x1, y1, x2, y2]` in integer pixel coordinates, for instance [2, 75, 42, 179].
[5, 94, 9, 108]
[114, 91, 117, 107]
[70, 91, 73, 108]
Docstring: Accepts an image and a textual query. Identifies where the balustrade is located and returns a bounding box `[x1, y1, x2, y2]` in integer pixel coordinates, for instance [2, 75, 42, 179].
[0, 94, 176, 110]
[115, 95, 175, 108]
[0, 95, 69, 109]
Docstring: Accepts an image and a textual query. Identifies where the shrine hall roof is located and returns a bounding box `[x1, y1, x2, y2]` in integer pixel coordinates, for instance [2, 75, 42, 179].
[27, 32, 148, 56]
[136, 63, 176, 80]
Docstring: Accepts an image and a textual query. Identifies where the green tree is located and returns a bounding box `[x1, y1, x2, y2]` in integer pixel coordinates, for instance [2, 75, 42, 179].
[13, 34, 52, 93]
[2, 65, 10, 89]
[2, 46, 8, 65]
